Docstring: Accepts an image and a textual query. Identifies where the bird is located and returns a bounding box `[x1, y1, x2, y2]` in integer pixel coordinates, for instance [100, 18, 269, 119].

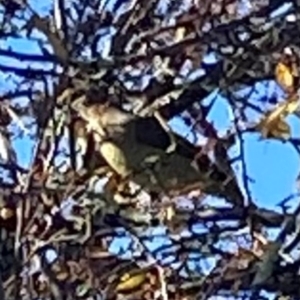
[71, 98, 244, 207]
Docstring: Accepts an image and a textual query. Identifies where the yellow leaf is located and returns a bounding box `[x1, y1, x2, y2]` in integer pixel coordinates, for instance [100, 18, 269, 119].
[165, 205, 175, 221]
[256, 97, 299, 140]
[0, 207, 15, 220]
[258, 116, 291, 140]
[285, 98, 299, 114]
[271, 118, 290, 140]
[275, 62, 294, 91]
[116, 272, 147, 292]
[265, 100, 299, 121]
[174, 27, 186, 42]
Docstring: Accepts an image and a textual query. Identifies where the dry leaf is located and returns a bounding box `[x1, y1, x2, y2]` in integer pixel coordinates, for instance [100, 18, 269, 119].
[266, 99, 299, 121]
[284, 97, 299, 114]
[275, 62, 294, 92]
[256, 99, 299, 140]
[55, 270, 69, 281]
[259, 116, 290, 140]
[174, 27, 186, 43]
[76, 284, 90, 297]
[116, 272, 147, 292]
[87, 247, 112, 259]
[0, 207, 15, 219]
[164, 205, 175, 221]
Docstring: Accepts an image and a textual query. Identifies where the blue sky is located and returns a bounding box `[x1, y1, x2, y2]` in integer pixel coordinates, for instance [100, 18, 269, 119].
[0, 0, 300, 290]
[0, 0, 299, 228]
[170, 97, 300, 209]
[0, 0, 298, 210]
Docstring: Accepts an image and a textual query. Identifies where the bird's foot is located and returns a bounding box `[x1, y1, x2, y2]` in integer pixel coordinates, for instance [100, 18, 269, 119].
[165, 134, 177, 154]
[166, 141, 176, 153]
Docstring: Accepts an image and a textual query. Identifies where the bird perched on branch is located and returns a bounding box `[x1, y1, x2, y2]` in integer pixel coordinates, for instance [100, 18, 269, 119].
[71, 98, 244, 207]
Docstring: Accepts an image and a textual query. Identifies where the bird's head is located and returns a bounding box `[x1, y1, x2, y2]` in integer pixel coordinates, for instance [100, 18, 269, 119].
[72, 97, 134, 126]
[71, 97, 135, 142]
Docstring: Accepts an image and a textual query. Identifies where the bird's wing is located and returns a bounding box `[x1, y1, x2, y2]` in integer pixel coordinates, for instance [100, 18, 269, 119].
[107, 113, 229, 179]
[131, 116, 244, 205]
[131, 117, 217, 175]
[80, 105, 244, 206]
[131, 117, 197, 158]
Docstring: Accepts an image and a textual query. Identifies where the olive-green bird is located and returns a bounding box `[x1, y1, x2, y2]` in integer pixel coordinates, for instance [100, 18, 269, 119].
[71, 99, 244, 207]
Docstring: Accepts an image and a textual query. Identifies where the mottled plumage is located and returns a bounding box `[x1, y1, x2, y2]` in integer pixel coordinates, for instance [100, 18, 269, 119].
[72, 101, 244, 206]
